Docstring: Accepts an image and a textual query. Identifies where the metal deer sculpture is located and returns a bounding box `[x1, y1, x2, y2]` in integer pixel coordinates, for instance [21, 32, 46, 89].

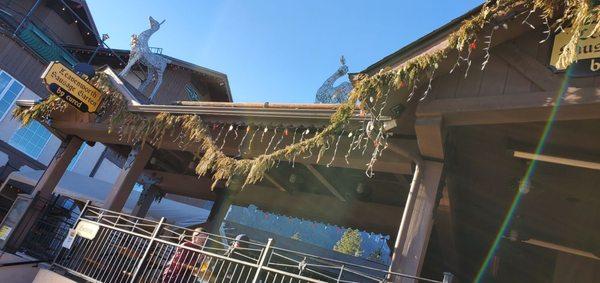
[119, 16, 171, 102]
[315, 56, 353, 104]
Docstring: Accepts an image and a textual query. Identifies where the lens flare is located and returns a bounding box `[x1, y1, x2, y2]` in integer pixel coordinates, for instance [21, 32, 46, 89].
[474, 66, 573, 282]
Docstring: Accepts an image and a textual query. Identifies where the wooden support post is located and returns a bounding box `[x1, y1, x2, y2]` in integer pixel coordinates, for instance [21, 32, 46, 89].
[34, 136, 84, 198]
[2, 136, 83, 252]
[390, 160, 444, 282]
[206, 188, 232, 235]
[131, 185, 158, 218]
[103, 144, 153, 212]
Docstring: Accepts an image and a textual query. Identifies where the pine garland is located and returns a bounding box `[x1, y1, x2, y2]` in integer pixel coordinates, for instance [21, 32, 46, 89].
[13, 0, 599, 189]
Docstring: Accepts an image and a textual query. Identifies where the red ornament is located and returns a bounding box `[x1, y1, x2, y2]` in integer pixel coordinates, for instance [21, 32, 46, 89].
[469, 40, 477, 51]
[284, 129, 289, 136]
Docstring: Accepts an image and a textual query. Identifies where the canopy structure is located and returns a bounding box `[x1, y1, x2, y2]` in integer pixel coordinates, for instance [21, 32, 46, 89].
[15, 66, 418, 237]
[11, 3, 600, 281]
[1, 169, 209, 227]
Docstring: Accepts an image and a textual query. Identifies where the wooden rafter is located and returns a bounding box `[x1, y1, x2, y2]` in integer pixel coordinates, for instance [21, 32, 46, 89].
[513, 151, 600, 171]
[495, 43, 562, 91]
[304, 164, 346, 202]
[264, 174, 288, 193]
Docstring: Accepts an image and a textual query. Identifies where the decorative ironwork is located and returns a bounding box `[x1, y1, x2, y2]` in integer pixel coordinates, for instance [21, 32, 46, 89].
[315, 56, 353, 104]
[119, 16, 171, 102]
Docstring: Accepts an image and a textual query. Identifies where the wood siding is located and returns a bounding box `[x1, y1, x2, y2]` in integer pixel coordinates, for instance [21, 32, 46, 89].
[428, 30, 600, 101]
[0, 34, 47, 96]
[2, 0, 87, 46]
[144, 68, 192, 104]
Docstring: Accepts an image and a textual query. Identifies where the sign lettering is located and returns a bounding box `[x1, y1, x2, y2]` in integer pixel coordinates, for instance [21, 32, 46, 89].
[41, 62, 103, 113]
[550, 22, 600, 76]
[75, 220, 100, 240]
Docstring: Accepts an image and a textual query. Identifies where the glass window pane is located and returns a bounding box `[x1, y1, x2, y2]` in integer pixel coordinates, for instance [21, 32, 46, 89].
[0, 73, 22, 120]
[9, 121, 52, 159]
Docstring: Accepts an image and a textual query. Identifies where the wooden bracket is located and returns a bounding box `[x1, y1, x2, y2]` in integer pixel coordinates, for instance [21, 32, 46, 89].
[415, 116, 445, 160]
[496, 42, 561, 91]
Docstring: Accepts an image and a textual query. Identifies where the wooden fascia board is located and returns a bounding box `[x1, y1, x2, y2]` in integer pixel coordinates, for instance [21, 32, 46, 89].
[416, 87, 600, 126]
[47, 120, 413, 175]
[232, 185, 403, 236]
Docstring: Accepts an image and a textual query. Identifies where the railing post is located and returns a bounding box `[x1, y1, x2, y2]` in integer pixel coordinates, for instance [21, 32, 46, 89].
[52, 200, 91, 266]
[336, 265, 344, 282]
[252, 238, 273, 283]
[443, 272, 454, 283]
[129, 217, 164, 283]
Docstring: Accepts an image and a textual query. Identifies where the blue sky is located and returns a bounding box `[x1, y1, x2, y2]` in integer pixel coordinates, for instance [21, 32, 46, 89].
[87, 1, 482, 103]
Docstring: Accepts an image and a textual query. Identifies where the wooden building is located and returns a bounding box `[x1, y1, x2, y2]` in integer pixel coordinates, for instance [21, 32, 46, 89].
[0, 0, 232, 211]
[356, 5, 600, 282]
[0, 2, 599, 283]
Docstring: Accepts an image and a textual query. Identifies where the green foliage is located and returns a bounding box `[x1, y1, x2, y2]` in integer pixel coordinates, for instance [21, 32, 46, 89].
[368, 246, 383, 263]
[12, 1, 594, 192]
[333, 229, 363, 257]
[291, 232, 301, 241]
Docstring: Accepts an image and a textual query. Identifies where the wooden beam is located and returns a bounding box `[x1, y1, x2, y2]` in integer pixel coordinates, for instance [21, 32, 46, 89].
[48, 121, 414, 175]
[434, 185, 460, 277]
[523, 239, 600, 261]
[513, 151, 600, 171]
[417, 87, 600, 126]
[32, 136, 83, 198]
[232, 185, 402, 236]
[143, 170, 216, 201]
[264, 174, 288, 193]
[304, 164, 346, 202]
[414, 116, 445, 159]
[390, 161, 444, 281]
[104, 144, 154, 211]
[496, 43, 562, 91]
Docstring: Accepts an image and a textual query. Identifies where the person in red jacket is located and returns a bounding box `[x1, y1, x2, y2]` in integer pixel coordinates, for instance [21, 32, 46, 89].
[162, 227, 208, 283]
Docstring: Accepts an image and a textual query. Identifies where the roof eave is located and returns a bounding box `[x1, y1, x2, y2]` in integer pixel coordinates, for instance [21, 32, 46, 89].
[360, 4, 484, 74]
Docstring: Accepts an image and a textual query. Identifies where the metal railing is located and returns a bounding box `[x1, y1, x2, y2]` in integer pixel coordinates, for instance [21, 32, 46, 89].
[1, 1, 146, 81]
[18, 195, 80, 260]
[0, 4, 78, 66]
[51, 204, 450, 283]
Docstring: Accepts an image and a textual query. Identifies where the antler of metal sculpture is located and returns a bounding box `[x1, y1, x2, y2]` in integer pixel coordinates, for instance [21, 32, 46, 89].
[119, 16, 171, 102]
[315, 56, 353, 104]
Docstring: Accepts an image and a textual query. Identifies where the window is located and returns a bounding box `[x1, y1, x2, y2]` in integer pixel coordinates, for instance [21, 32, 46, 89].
[9, 120, 52, 159]
[67, 144, 87, 171]
[0, 71, 24, 121]
[185, 83, 202, 101]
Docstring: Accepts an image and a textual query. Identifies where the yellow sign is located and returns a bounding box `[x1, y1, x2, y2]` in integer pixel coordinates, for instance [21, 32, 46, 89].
[41, 62, 102, 113]
[551, 22, 600, 71]
[75, 220, 100, 240]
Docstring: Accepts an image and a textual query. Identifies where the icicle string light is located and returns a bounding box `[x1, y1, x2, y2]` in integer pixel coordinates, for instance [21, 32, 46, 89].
[238, 125, 250, 156]
[14, 1, 595, 187]
[264, 128, 278, 154]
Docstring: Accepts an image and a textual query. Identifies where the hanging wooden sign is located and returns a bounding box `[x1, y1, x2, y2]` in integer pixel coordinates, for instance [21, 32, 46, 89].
[41, 61, 103, 113]
[550, 22, 600, 76]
